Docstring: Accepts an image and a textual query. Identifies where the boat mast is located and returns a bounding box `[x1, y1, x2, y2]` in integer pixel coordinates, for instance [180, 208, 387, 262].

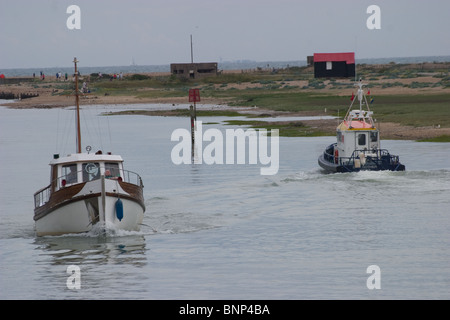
[73, 57, 82, 154]
[357, 78, 364, 112]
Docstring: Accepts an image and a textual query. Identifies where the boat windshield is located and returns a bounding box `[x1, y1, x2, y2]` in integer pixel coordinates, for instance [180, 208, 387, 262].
[82, 162, 100, 182]
[370, 131, 378, 142]
[62, 164, 77, 184]
[358, 133, 366, 146]
[105, 162, 120, 178]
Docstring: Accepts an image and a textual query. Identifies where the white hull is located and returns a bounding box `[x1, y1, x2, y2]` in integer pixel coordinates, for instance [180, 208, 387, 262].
[35, 173, 145, 236]
[35, 195, 144, 236]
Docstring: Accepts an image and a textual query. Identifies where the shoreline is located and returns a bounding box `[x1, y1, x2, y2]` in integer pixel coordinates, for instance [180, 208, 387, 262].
[1, 65, 450, 141]
[2, 97, 448, 141]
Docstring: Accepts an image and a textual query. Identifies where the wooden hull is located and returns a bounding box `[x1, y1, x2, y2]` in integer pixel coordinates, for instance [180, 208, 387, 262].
[34, 178, 145, 236]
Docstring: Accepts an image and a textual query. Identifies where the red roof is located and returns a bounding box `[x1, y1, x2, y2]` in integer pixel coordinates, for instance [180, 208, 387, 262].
[313, 52, 355, 64]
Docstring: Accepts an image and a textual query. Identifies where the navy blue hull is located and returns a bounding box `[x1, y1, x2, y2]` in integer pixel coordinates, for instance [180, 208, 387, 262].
[318, 147, 405, 173]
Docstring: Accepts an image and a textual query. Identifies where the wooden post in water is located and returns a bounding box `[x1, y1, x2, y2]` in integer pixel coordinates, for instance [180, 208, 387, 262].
[190, 104, 195, 162]
[188, 89, 200, 162]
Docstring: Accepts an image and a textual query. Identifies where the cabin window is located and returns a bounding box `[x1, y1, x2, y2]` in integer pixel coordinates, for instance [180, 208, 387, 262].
[62, 164, 77, 184]
[326, 61, 332, 70]
[105, 162, 120, 178]
[358, 133, 366, 146]
[370, 131, 378, 142]
[82, 162, 100, 182]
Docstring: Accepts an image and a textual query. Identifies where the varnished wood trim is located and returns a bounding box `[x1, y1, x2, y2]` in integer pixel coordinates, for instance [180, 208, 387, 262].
[34, 181, 145, 221]
[118, 181, 145, 210]
[34, 183, 95, 221]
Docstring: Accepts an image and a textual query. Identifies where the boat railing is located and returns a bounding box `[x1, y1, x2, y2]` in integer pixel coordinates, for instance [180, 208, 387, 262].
[339, 148, 399, 168]
[33, 169, 144, 209]
[121, 170, 144, 187]
[34, 185, 51, 209]
[323, 143, 336, 163]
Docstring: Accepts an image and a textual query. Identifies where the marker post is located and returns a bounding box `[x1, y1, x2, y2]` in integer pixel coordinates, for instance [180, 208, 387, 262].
[188, 89, 200, 162]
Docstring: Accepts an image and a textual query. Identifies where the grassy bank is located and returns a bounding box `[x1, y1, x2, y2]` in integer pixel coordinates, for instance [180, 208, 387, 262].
[223, 119, 331, 137]
[37, 62, 450, 140]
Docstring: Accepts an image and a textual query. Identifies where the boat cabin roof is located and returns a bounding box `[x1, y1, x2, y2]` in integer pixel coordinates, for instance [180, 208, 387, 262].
[338, 120, 376, 131]
[50, 152, 124, 166]
[338, 109, 376, 131]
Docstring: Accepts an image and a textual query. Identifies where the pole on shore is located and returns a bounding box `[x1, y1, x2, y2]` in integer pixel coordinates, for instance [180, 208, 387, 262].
[190, 34, 194, 64]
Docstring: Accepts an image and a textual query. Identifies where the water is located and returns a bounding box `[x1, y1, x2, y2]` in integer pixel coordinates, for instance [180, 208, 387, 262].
[0, 103, 449, 300]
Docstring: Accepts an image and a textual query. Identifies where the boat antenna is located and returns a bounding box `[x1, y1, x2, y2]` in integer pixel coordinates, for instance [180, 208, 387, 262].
[357, 78, 365, 112]
[190, 34, 194, 64]
[73, 57, 82, 154]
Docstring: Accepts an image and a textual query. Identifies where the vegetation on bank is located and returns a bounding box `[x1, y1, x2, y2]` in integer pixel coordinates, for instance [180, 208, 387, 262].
[223, 120, 330, 137]
[417, 135, 450, 143]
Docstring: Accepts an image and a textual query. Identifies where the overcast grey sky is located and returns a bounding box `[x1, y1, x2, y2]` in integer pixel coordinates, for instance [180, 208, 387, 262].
[1, 0, 449, 69]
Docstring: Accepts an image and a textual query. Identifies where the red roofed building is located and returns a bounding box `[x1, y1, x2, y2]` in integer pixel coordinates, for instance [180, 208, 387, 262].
[313, 52, 355, 78]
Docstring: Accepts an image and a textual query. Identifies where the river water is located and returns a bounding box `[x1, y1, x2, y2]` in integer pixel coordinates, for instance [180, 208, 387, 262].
[0, 102, 449, 300]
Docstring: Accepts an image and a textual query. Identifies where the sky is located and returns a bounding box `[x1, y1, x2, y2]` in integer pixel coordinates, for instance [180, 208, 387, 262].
[1, 0, 450, 69]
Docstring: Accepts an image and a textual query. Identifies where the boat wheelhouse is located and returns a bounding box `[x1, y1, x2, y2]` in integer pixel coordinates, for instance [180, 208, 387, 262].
[318, 80, 405, 173]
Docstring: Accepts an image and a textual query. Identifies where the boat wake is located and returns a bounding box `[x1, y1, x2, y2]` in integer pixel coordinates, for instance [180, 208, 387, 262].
[281, 168, 329, 182]
[282, 168, 450, 185]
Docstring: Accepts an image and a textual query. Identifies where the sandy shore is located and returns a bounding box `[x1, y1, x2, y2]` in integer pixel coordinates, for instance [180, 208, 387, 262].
[0, 85, 187, 108]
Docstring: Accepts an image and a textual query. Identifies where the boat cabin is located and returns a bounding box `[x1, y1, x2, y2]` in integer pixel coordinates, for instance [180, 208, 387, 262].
[335, 109, 380, 159]
[49, 153, 125, 192]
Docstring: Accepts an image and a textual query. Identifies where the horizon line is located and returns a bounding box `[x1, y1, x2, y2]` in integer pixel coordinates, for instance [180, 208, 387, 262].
[2, 55, 450, 71]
